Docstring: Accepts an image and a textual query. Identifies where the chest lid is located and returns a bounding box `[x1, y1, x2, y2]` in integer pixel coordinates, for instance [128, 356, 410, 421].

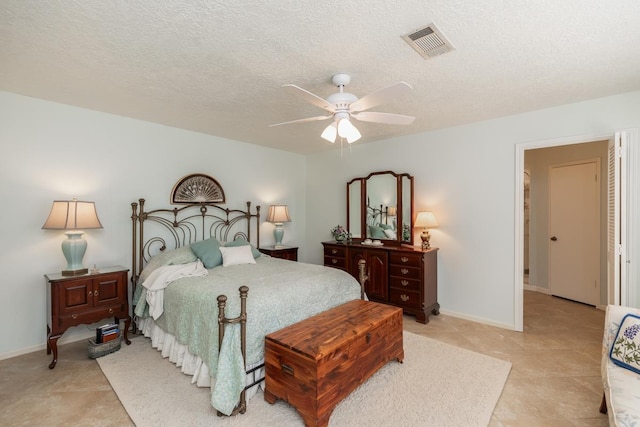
[265, 300, 401, 360]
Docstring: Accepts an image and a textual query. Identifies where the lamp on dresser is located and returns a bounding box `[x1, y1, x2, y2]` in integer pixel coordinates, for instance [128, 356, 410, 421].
[266, 204, 291, 248]
[42, 198, 103, 276]
[414, 211, 438, 250]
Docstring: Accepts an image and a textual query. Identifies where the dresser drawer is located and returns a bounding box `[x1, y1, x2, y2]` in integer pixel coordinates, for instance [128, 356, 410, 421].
[324, 246, 347, 258]
[389, 276, 420, 292]
[389, 288, 421, 310]
[389, 252, 423, 265]
[324, 256, 347, 270]
[389, 264, 421, 280]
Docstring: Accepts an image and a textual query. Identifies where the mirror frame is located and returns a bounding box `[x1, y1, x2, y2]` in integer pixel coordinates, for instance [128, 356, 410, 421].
[347, 171, 414, 245]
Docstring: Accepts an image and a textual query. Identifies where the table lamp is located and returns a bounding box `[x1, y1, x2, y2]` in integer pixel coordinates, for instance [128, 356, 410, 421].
[414, 211, 438, 250]
[42, 199, 103, 276]
[266, 205, 291, 248]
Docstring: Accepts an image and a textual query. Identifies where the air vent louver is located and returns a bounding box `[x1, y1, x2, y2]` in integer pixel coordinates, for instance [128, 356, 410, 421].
[402, 23, 454, 59]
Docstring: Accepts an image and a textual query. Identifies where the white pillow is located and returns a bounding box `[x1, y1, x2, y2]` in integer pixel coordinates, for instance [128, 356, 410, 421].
[219, 245, 256, 267]
[383, 229, 397, 239]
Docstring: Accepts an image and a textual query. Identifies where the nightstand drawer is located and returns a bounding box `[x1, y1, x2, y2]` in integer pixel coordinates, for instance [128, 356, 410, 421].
[58, 304, 127, 329]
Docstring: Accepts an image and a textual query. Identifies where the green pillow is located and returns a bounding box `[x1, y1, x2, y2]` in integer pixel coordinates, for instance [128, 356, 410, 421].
[225, 238, 262, 258]
[378, 223, 393, 230]
[140, 246, 197, 283]
[368, 225, 387, 239]
[190, 238, 223, 268]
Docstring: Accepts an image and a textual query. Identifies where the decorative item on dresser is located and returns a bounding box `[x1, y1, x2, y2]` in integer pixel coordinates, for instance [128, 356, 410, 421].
[414, 211, 438, 250]
[322, 242, 439, 324]
[258, 245, 298, 261]
[45, 266, 131, 368]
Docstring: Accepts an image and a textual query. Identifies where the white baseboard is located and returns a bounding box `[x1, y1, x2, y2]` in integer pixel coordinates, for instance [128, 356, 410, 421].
[439, 308, 515, 331]
[0, 330, 95, 362]
[524, 284, 551, 294]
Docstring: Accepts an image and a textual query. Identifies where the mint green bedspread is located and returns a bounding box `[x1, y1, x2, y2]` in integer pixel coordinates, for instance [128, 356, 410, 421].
[134, 256, 361, 415]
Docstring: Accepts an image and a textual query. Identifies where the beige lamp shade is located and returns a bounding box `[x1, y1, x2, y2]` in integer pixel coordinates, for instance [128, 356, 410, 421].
[414, 211, 438, 228]
[266, 205, 291, 224]
[387, 206, 397, 217]
[42, 199, 103, 230]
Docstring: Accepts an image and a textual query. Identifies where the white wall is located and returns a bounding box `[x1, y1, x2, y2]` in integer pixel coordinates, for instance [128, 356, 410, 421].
[0, 91, 305, 358]
[305, 90, 640, 329]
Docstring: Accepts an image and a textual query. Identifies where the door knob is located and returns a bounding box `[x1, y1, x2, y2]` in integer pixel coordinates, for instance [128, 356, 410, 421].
[550, 236, 558, 241]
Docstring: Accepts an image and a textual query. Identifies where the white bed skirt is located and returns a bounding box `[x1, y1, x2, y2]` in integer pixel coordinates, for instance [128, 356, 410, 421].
[137, 317, 264, 403]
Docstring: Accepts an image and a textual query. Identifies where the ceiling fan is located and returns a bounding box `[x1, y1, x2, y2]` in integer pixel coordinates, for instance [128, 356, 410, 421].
[270, 73, 415, 144]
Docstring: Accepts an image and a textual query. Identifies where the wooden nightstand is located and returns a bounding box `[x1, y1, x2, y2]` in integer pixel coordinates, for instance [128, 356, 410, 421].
[259, 246, 298, 261]
[45, 266, 131, 368]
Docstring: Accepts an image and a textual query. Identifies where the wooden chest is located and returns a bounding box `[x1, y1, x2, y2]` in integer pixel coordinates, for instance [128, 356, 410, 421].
[264, 300, 403, 427]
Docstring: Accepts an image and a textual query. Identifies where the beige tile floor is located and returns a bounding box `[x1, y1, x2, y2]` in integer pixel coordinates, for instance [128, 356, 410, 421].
[0, 290, 608, 426]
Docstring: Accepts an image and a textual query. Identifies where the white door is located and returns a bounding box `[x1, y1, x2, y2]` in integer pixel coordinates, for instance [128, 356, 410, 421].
[608, 132, 629, 305]
[549, 161, 600, 305]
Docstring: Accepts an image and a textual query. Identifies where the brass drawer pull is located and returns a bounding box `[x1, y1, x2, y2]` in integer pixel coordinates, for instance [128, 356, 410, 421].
[108, 308, 113, 314]
[401, 280, 409, 287]
[401, 268, 409, 275]
[400, 294, 409, 302]
[332, 249, 338, 254]
[88, 290, 93, 297]
[72, 314, 78, 319]
[94, 290, 99, 296]
[401, 256, 409, 263]
[332, 258, 338, 264]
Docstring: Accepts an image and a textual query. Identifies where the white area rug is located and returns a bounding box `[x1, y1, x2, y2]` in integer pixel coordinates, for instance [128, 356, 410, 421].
[98, 331, 511, 426]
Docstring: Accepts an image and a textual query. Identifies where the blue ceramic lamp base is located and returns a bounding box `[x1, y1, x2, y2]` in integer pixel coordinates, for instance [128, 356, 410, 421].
[61, 231, 89, 276]
[273, 223, 285, 249]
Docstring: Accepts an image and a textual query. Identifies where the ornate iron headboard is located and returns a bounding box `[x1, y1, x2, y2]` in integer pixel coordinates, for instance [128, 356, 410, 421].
[130, 198, 260, 286]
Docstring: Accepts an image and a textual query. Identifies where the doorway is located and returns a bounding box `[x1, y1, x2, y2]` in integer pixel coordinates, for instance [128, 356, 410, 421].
[516, 136, 611, 332]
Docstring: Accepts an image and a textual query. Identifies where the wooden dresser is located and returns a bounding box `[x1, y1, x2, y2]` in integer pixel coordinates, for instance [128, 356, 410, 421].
[322, 241, 439, 323]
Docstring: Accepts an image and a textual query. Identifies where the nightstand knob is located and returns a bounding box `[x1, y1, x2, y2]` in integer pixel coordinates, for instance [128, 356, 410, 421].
[401, 280, 409, 287]
[88, 291, 93, 297]
[332, 258, 338, 264]
[108, 308, 113, 314]
[401, 256, 409, 263]
[332, 249, 338, 254]
[400, 294, 409, 302]
[401, 268, 409, 275]
[94, 290, 99, 296]
[72, 314, 78, 319]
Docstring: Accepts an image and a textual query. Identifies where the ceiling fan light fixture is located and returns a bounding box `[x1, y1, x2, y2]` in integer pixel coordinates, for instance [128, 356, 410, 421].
[337, 117, 361, 143]
[321, 122, 337, 143]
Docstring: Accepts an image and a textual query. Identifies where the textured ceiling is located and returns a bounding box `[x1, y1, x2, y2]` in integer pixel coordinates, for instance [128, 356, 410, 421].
[1, 1, 640, 154]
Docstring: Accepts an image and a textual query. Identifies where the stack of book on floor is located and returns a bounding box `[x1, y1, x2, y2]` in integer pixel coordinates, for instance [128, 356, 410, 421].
[96, 323, 120, 343]
[88, 323, 122, 359]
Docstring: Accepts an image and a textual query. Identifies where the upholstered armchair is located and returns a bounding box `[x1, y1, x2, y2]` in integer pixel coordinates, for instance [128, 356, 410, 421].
[600, 304, 640, 426]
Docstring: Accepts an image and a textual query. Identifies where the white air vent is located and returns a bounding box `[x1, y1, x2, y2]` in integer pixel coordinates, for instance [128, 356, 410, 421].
[402, 23, 454, 59]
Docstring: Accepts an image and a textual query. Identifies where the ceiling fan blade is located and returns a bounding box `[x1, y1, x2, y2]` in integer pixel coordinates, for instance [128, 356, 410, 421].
[351, 111, 415, 125]
[350, 81, 413, 113]
[269, 115, 333, 127]
[283, 84, 336, 113]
